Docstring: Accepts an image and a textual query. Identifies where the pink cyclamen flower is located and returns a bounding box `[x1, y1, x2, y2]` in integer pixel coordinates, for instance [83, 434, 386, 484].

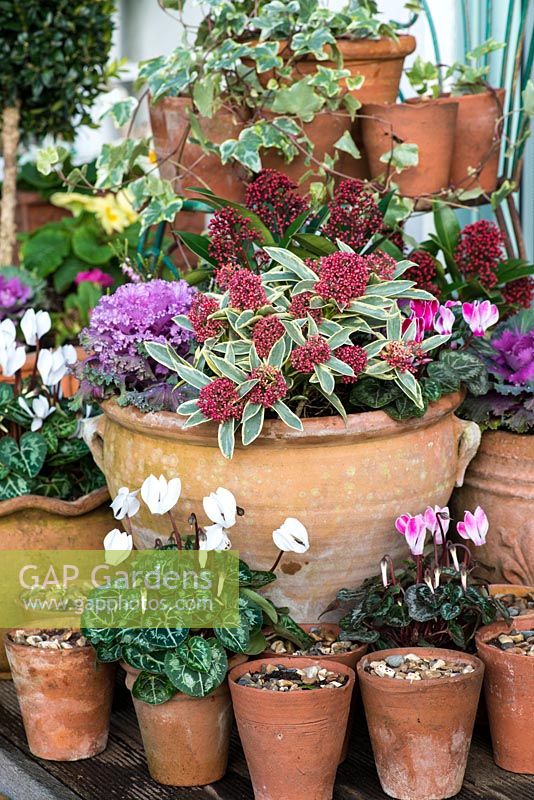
[409, 299, 439, 332]
[423, 505, 450, 544]
[402, 313, 425, 343]
[456, 506, 489, 546]
[395, 513, 427, 556]
[434, 305, 455, 335]
[461, 300, 499, 337]
[75, 269, 114, 289]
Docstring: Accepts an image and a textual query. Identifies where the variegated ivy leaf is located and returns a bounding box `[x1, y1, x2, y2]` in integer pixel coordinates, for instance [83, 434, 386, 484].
[380, 143, 419, 172]
[103, 97, 139, 128]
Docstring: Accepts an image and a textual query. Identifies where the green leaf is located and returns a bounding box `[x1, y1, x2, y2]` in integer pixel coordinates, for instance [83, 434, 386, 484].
[131, 627, 189, 651]
[132, 672, 176, 705]
[0, 474, 32, 501]
[121, 647, 167, 673]
[177, 232, 217, 266]
[350, 377, 401, 410]
[21, 227, 70, 276]
[0, 433, 47, 479]
[433, 202, 461, 269]
[334, 130, 361, 159]
[380, 143, 419, 171]
[241, 403, 265, 447]
[218, 420, 236, 459]
[273, 400, 304, 431]
[94, 641, 123, 663]
[164, 639, 228, 697]
[270, 81, 324, 122]
[175, 636, 213, 672]
[264, 247, 318, 281]
[314, 363, 335, 394]
[240, 587, 278, 624]
[72, 224, 114, 266]
[105, 97, 139, 127]
[395, 370, 424, 408]
[404, 584, 437, 622]
[193, 75, 215, 117]
[522, 79, 534, 116]
[53, 257, 87, 293]
[214, 622, 251, 654]
[272, 613, 314, 650]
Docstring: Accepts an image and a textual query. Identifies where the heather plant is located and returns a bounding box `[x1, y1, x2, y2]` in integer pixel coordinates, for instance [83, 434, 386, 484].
[406, 203, 534, 314]
[333, 504, 508, 652]
[0, 309, 105, 501]
[84, 482, 312, 702]
[77, 279, 196, 411]
[460, 309, 534, 434]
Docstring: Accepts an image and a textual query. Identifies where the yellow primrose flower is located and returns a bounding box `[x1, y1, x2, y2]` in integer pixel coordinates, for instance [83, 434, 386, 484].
[90, 190, 138, 235]
[50, 192, 94, 216]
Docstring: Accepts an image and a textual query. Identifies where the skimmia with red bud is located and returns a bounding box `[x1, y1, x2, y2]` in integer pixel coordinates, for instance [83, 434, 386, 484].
[332, 504, 508, 652]
[146, 241, 452, 458]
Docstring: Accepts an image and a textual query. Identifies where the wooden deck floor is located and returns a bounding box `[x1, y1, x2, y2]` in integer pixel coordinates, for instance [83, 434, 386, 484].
[0, 674, 532, 800]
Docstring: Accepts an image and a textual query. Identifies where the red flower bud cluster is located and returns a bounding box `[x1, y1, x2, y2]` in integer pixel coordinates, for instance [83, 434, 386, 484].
[248, 365, 288, 407]
[334, 345, 368, 383]
[208, 207, 260, 283]
[188, 294, 223, 342]
[365, 252, 396, 281]
[323, 179, 383, 251]
[290, 336, 331, 373]
[252, 316, 285, 358]
[228, 269, 267, 310]
[198, 378, 243, 422]
[315, 252, 370, 306]
[501, 277, 534, 309]
[454, 220, 504, 289]
[245, 169, 309, 238]
[381, 340, 424, 374]
[289, 291, 323, 323]
[406, 251, 439, 295]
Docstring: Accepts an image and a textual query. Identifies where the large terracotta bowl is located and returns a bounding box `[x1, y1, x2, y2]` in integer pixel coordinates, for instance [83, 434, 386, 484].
[84, 393, 479, 619]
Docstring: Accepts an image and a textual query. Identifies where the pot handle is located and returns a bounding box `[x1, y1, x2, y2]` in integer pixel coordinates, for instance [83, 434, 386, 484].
[82, 414, 106, 472]
[454, 418, 481, 487]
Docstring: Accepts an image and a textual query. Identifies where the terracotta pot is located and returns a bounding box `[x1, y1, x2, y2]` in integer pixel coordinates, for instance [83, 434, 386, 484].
[5, 632, 114, 760]
[361, 99, 458, 197]
[83, 393, 479, 619]
[451, 431, 534, 586]
[488, 583, 534, 619]
[15, 191, 68, 234]
[260, 109, 370, 188]
[149, 96, 249, 202]
[229, 656, 355, 800]
[123, 655, 246, 786]
[439, 89, 505, 194]
[358, 647, 484, 800]
[0, 486, 112, 678]
[0, 346, 84, 397]
[259, 623, 366, 762]
[476, 618, 534, 774]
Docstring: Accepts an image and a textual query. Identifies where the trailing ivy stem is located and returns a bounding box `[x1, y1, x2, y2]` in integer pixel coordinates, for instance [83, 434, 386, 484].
[269, 551, 284, 573]
[167, 511, 182, 550]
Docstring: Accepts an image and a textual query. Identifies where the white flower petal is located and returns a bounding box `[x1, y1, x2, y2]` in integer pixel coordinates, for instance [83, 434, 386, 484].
[272, 517, 309, 553]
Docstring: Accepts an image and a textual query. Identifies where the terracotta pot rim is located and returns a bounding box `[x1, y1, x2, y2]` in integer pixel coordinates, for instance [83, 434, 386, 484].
[475, 617, 534, 657]
[247, 34, 416, 59]
[357, 647, 484, 690]
[101, 391, 462, 447]
[0, 486, 110, 518]
[4, 631, 94, 658]
[488, 583, 534, 595]
[362, 99, 459, 112]
[229, 656, 355, 699]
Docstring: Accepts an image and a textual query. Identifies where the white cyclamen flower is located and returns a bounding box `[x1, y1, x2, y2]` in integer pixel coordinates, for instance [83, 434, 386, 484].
[20, 309, 52, 346]
[0, 319, 16, 348]
[141, 474, 181, 515]
[199, 523, 232, 551]
[272, 517, 310, 554]
[0, 342, 26, 377]
[103, 528, 133, 565]
[61, 344, 78, 365]
[18, 395, 55, 431]
[203, 487, 237, 529]
[111, 486, 141, 520]
[37, 348, 69, 386]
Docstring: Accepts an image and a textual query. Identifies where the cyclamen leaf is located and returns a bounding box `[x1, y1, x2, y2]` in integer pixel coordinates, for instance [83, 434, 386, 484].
[175, 636, 213, 672]
[240, 588, 278, 624]
[132, 672, 176, 705]
[164, 639, 228, 697]
[122, 647, 167, 673]
[214, 622, 252, 654]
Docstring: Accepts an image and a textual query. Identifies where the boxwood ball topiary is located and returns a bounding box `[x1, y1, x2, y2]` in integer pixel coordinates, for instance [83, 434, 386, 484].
[0, 0, 115, 141]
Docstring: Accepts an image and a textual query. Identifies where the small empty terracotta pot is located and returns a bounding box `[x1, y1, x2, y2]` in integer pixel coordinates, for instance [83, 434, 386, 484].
[229, 656, 355, 800]
[361, 100, 458, 197]
[476, 618, 534, 774]
[259, 623, 367, 762]
[358, 647, 484, 800]
[5, 632, 115, 761]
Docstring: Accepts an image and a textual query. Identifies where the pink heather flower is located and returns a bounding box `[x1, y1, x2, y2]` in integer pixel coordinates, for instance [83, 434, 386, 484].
[188, 294, 224, 342]
[290, 336, 331, 373]
[324, 179, 383, 251]
[406, 251, 439, 295]
[423, 505, 451, 544]
[228, 269, 267, 311]
[395, 513, 427, 556]
[364, 251, 396, 281]
[455, 220, 504, 289]
[245, 169, 309, 238]
[315, 252, 370, 307]
[462, 300, 499, 337]
[457, 506, 489, 546]
[75, 269, 114, 289]
[434, 305, 455, 335]
[248, 365, 288, 407]
[334, 345, 367, 384]
[289, 291, 323, 323]
[252, 316, 285, 359]
[381, 340, 424, 374]
[198, 377, 243, 423]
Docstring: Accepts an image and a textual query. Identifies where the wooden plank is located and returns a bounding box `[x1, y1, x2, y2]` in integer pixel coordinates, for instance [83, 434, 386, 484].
[1, 677, 532, 800]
